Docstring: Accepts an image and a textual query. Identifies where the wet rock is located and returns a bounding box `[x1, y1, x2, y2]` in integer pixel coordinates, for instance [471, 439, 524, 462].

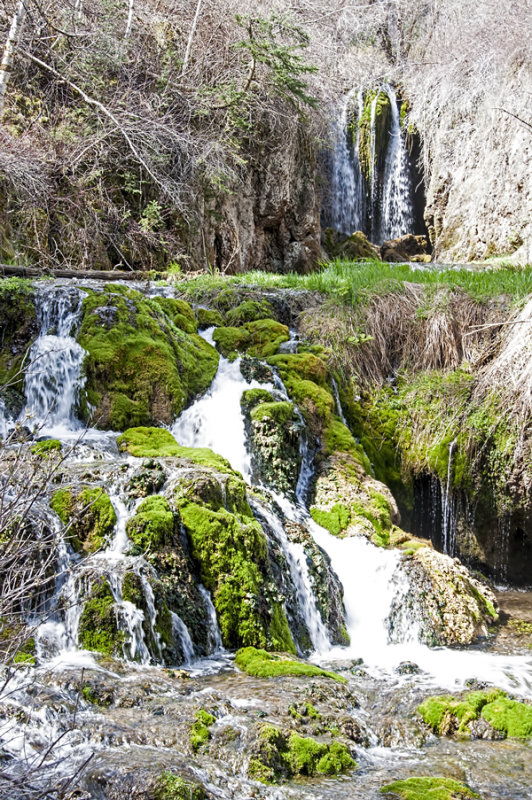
[239, 355, 273, 383]
[380, 233, 429, 262]
[395, 661, 422, 675]
[126, 460, 166, 498]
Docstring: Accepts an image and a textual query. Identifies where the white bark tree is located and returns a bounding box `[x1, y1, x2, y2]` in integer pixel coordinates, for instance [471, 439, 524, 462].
[0, 0, 28, 118]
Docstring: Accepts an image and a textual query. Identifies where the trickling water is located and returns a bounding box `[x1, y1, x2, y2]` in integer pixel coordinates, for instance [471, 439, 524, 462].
[379, 84, 415, 242]
[328, 88, 366, 235]
[171, 612, 196, 663]
[442, 437, 457, 555]
[20, 286, 87, 436]
[495, 515, 511, 586]
[199, 585, 224, 654]
[172, 328, 273, 481]
[331, 378, 348, 427]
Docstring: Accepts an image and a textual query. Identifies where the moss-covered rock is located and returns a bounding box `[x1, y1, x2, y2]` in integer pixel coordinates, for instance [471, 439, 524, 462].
[0, 278, 37, 416]
[248, 722, 355, 783]
[195, 307, 224, 329]
[241, 390, 302, 494]
[418, 689, 532, 739]
[225, 299, 275, 326]
[117, 427, 233, 472]
[78, 579, 122, 656]
[126, 496, 175, 552]
[50, 487, 117, 553]
[190, 708, 216, 752]
[357, 89, 392, 186]
[31, 438, 62, 456]
[77, 286, 218, 430]
[235, 647, 346, 683]
[380, 777, 480, 800]
[213, 318, 289, 360]
[175, 474, 294, 651]
[395, 547, 498, 646]
[154, 771, 206, 800]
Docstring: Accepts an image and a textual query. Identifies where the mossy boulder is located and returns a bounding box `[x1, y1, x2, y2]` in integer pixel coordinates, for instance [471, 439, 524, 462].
[117, 427, 233, 472]
[50, 487, 117, 553]
[418, 689, 532, 739]
[235, 647, 346, 683]
[126, 496, 175, 552]
[31, 438, 62, 456]
[78, 579, 122, 656]
[0, 278, 37, 416]
[395, 547, 498, 646]
[213, 318, 289, 360]
[154, 771, 206, 800]
[380, 777, 480, 800]
[357, 89, 392, 186]
[175, 474, 295, 652]
[190, 708, 216, 752]
[241, 389, 302, 494]
[225, 299, 275, 326]
[248, 722, 355, 783]
[77, 286, 218, 430]
[195, 307, 224, 329]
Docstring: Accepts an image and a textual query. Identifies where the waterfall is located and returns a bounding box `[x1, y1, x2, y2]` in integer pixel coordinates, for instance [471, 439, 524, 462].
[20, 285, 87, 436]
[327, 84, 415, 245]
[171, 612, 196, 663]
[441, 437, 457, 556]
[379, 84, 415, 242]
[171, 327, 273, 482]
[199, 584, 224, 654]
[328, 89, 366, 235]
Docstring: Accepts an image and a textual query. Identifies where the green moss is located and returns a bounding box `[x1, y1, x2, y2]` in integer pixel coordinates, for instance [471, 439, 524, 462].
[268, 353, 330, 387]
[323, 418, 372, 472]
[51, 487, 117, 553]
[195, 307, 224, 329]
[190, 708, 215, 752]
[213, 318, 289, 360]
[250, 401, 294, 425]
[77, 286, 218, 430]
[225, 300, 275, 326]
[31, 439, 62, 455]
[357, 89, 391, 185]
[269, 603, 296, 655]
[13, 637, 36, 665]
[241, 388, 274, 410]
[380, 777, 480, 799]
[310, 503, 350, 536]
[126, 496, 175, 552]
[117, 427, 234, 472]
[235, 647, 347, 683]
[249, 724, 355, 783]
[481, 695, 532, 738]
[150, 297, 197, 334]
[78, 579, 122, 656]
[417, 689, 532, 739]
[154, 771, 206, 800]
[283, 376, 335, 425]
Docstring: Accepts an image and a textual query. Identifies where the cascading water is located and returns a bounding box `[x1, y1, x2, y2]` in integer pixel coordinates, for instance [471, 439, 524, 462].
[328, 88, 366, 235]
[20, 285, 87, 437]
[378, 84, 415, 242]
[442, 437, 457, 556]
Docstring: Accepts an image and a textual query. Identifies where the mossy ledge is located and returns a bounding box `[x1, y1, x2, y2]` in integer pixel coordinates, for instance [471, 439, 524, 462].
[248, 723, 356, 783]
[50, 487, 117, 554]
[117, 427, 234, 473]
[154, 771, 206, 800]
[235, 647, 347, 683]
[380, 776, 481, 800]
[418, 689, 532, 739]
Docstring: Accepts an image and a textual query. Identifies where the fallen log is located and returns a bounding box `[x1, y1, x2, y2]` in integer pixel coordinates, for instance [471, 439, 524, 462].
[0, 263, 157, 281]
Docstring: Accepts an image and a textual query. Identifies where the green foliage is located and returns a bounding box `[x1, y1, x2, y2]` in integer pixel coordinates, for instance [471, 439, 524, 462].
[380, 777, 480, 799]
[154, 771, 206, 800]
[235, 647, 346, 683]
[225, 299, 275, 326]
[195, 307, 224, 329]
[13, 637, 36, 666]
[50, 487, 117, 554]
[213, 318, 289, 360]
[30, 439, 62, 456]
[250, 400, 294, 425]
[417, 689, 532, 739]
[117, 427, 234, 472]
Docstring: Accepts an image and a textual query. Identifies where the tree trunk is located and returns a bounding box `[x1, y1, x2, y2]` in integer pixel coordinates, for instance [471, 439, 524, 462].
[182, 0, 203, 76]
[0, 0, 28, 119]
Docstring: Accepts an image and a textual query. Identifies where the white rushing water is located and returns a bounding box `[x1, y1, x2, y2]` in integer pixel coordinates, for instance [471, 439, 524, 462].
[328, 88, 366, 235]
[172, 327, 273, 482]
[378, 84, 415, 242]
[19, 286, 87, 437]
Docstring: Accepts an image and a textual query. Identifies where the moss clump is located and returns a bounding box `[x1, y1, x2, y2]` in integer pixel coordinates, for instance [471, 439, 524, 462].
[418, 689, 532, 739]
[195, 307, 224, 329]
[117, 427, 233, 472]
[268, 353, 330, 387]
[235, 647, 346, 683]
[190, 708, 216, 752]
[310, 503, 350, 536]
[380, 777, 480, 799]
[13, 637, 36, 665]
[248, 724, 355, 783]
[78, 579, 122, 656]
[50, 487, 117, 553]
[31, 439, 62, 455]
[77, 286, 218, 430]
[357, 89, 392, 185]
[0, 278, 37, 412]
[225, 300, 275, 326]
[177, 495, 293, 651]
[213, 318, 289, 360]
[250, 400, 294, 426]
[154, 771, 206, 800]
[150, 297, 197, 334]
[241, 388, 274, 410]
[126, 496, 175, 552]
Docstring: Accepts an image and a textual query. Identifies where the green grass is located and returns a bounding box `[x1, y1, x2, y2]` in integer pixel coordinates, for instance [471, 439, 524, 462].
[177, 261, 532, 306]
